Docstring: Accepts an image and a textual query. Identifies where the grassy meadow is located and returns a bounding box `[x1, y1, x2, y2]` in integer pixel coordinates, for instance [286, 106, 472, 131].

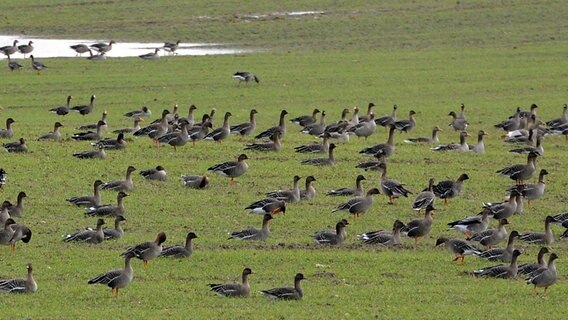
[0, 0, 568, 319]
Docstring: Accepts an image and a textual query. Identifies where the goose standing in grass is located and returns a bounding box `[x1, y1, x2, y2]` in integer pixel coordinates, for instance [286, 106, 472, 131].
[518, 247, 550, 277]
[209, 268, 253, 297]
[497, 151, 538, 185]
[103, 215, 127, 240]
[71, 120, 106, 141]
[375, 104, 397, 128]
[244, 130, 281, 151]
[404, 126, 442, 143]
[326, 174, 366, 197]
[510, 169, 548, 208]
[85, 192, 128, 217]
[432, 173, 469, 205]
[313, 220, 348, 245]
[50, 95, 72, 116]
[473, 249, 522, 278]
[0, 219, 17, 247]
[347, 113, 376, 139]
[7, 55, 23, 71]
[113, 117, 144, 135]
[358, 219, 405, 246]
[294, 133, 330, 154]
[0, 118, 16, 138]
[208, 154, 249, 184]
[474, 231, 520, 262]
[412, 177, 435, 212]
[72, 144, 106, 159]
[30, 55, 47, 74]
[38, 122, 64, 141]
[301, 143, 336, 166]
[245, 198, 286, 215]
[300, 175, 317, 200]
[16, 41, 33, 57]
[64, 218, 105, 243]
[377, 163, 412, 204]
[66, 180, 103, 207]
[355, 150, 387, 171]
[163, 40, 181, 54]
[160, 232, 198, 258]
[121, 231, 167, 267]
[300, 111, 326, 136]
[135, 109, 171, 144]
[482, 190, 519, 220]
[495, 109, 521, 132]
[432, 131, 470, 152]
[205, 112, 232, 143]
[70, 44, 90, 56]
[100, 166, 136, 192]
[255, 110, 288, 140]
[394, 110, 417, 133]
[0, 263, 37, 293]
[468, 130, 488, 154]
[140, 166, 167, 181]
[139, 48, 160, 60]
[358, 103, 376, 122]
[435, 237, 480, 264]
[546, 104, 568, 127]
[359, 125, 396, 157]
[228, 214, 273, 241]
[94, 133, 127, 150]
[158, 120, 190, 151]
[0, 201, 12, 225]
[265, 175, 301, 203]
[231, 109, 258, 138]
[6, 223, 32, 251]
[88, 252, 134, 297]
[403, 205, 435, 244]
[448, 111, 469, 131]
[124, 106, 152, 118]
[260, 273, 305, 300]
[291, 108, 320, 127]
[526, 253, 558, 296]
[447, 209, 490, 238]
[468, 218, 509, 249]
[4, 138, 28, 153]
[181, 174, 209, 189]
[0, 40, 19, 56]
[7, 191, 27, 217]
[518, 216, 555, 245]
[233, 71, 259, 84]
[70, 95, 96, 116]
[509, 134, 543, 156]
[90, 40, 116, 53]
[332, 188, 379, 219]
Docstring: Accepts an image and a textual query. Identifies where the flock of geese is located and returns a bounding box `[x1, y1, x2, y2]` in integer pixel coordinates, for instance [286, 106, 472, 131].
[1, 65, 567, 299]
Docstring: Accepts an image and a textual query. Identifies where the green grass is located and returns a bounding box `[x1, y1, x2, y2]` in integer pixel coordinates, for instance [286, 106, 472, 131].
[0, 1, 568, 319]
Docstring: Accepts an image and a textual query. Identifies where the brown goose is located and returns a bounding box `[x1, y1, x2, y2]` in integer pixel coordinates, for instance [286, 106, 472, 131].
[231, 109, 257, 138]
[435, 237, 480, 264]
[113, 117, 144, 135]
[347, 113, 376, 139]
[402, 205, 435, 244]
[244, 130, 281, 151]
[38, 122, 64, 141]
[64, 218, 105, 243]
[300, 176, 317, 200]
[313, 220, 348, 245]
[326, 175, 366, 197]
[3, 138, 28, 153]
[448, 111, 469, 131]
[0, 118, 16, 138]
[377, 163, 412, 204]
[375, 104, 397, 128]
[94, 133, 127, 150]
[359, 125, 396, 157]
[447, 209, 490, 238]
[181, 174, 209, 189]
[100, 166, 136, 192]
[72, 144, 106, 159]
[228, 214, 273, 241]
[90, 40, 116, 53]
[518, 247, 550, 277]
[49, 95, 72, 116]
[209, 268, 253, 297]
[71, 120, 105, 141]
[518, 216, 555, 245]
[30, 55, 47, 74]
[301, 143, 336, 166]
[468, 130, 488, 154]
[160, 232, 198, 258]
[300, 110, 327, 136]
[358, 219, 405, 246]
[245, 198, 286, 215]
[355, 150, 387, 171]
[66, 180, 103, 207]
[71, 95, 96, 116]
[290, 108, 320, 127]
[432, 173, 469, 205]
[140, 166, 167, 181]
[265, 175, 301, 203]
[431, 131, 470, 152]
[404, 126, 442, 144]
[394, 110, 416, 133]
[121, 231, 167, 267]
[294, 133, 330, 154]
[208, 154, 249, 184]
[133, 109, 170, 144]
[412, 177, 435, 212]
[468, 218, 509, 249]
[0, 40, 19, 56]
[0, 263, 37, 293]
[70, 44, 90, 56]
[526, 252, 558, 296]
[163, 40, 181, 54]
[7, 55, 23, 71]
[233, 71, 259, 84]
[474, 231, 520, 262]
[259, 273, 305, 300]
[496, 151, 538, 185]
[255, 110, 288, 140]
[332, 188, 379, 219]
[88, 252, 134, 297]
[85, 192, 128, 217]
[103, 215, 127, 240]
[473, 249, 522, 278]
[511, 169, 548, 208]
[359, 103, 376, 122]
[205, 112, 232, 143]
[7, 191, 26, 217]
[124, 106, 152, 118]
[158, 120, 190, 151]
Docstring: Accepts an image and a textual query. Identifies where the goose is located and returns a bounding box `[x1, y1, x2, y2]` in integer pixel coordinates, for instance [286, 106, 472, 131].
[482, 190, 519, 220]
[347, 113, 376, 139]
[77, 110, 108, 131]
[377, 163, 412, 204]
[5, 222, 32, 251]
[0, 169, 6, 189]
[496, 151, 538, 185]
[49, 95, 72, 116]
[38, 122, 64, 141]
[158, 120, 190, 150]
[90, 40, 116, 53]
[518, 247, 550, 277]
[412, 177, 436, 212]
[511, 169, 548, 208]
[71, 120, 106, 141]
[468, 130, 488, 154]
[85, 192, 128, 217]
[495, 108, 521, 132]
[474, 231, 520, 262]
[432, 173, 469, 205]
[0, 219, 17, 247]
[448, 111, 468, 131]
[103, 215, 127, 240]
[113, 117, 144, 135]
[323, 108, 349, 133]
[300, 176, 317, 200]
[124, 106, 152, 118]
[160, 232, 198, 258]
[100, 166, 136, 192]
[0, 118, 16, 138]
[233, 71, 259, 84]
[447, 209, 490, 238]
[0, 40, 19, 56]
[518, 216, 555, 245]
[402, 205, 435, 244]
[66, 180, 103, 207]
[30, 55, 47, 74]
[473, 249, 522, 278]
[290, 108, 320, 127]
[7, 55, 23, 71]
[545, 104, 568, 127]
[121, 231, 167, 267]
[265, 175, 301, 203]
[139, 48, 160, 60]
[432, 131, 470, 152]
[358, 219, 405, 246]
[355, 150, 387, 171]
[163, 40, 181, 54]
[0, 201, 12, 225]
[133, 109, 170, 138]
[228, 214, 273, 241]
[231, 109, 258, 138]
[301, 143, 336, 166]
[139, 166, 167, 181]
[332, 188, 380, 219]
[509, 134, 543, 156]
[189, 121, 213, 145]
[359, 125, 396, 157]
[375, 104, 397, 128]
[88, 252, 134, 297]
[208, 268, 253, 297]
[70, 95, 96, 116]
[260, 273, 305, 300]
[70, 44, 90, 56]
[7, 191, 27, 217]
[3, 138, 28, 153]
[245, 198, 286, 215]
[404, 126, 442, 143]
[358, 103, 376, 122]
[468, 218, 509, 249]
[526, 253, 559, 296]
[326, 175, 366, 197]
[0, 263, 37, 293]
[72, 144, 106, 159]
[394, 110, 416, 133]
[204, 111, 232, 143]
[94, 133, 127, 150]
[313, 220, 348, 245]
[255, 110, 288, 140]
[181, 174, 209, 189]
[435, 237, 480, 264]
[208, 154, 249, 184]
[300, 111, 326, 136]
[87, 49, 106, 61]
[244, 129, 281, 151]
[64, 219, 105, 243]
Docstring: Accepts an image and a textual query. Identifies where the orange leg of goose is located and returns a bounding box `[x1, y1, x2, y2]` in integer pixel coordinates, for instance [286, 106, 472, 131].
[444, 198, 448, 206]
[543, 287, 548, 296]
[144, 260, 148, 267]
[528, 200, 532, 209]
[532, 286, 537, 295]
[11, 244, 15, 252]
